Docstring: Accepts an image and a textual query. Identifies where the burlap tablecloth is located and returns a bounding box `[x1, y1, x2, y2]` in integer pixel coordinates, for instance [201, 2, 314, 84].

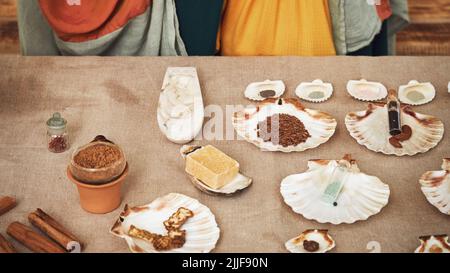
[0, 56, 449, 253]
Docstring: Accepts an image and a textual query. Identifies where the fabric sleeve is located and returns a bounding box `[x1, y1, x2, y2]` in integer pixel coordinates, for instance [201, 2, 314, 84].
[387, 0, 410, 55]
[17, 0, 59, 56]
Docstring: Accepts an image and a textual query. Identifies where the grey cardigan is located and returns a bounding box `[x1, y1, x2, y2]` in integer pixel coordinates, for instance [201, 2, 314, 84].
[328, 0, 410, 55]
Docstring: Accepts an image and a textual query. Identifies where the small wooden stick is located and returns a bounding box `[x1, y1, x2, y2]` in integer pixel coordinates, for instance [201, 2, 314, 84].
[7, 222, 65, 253]
[0, 196, 16, 216]
[0, 233, 17, 253]
[28, 209, 83, 252]
[34, 209, 80, 243]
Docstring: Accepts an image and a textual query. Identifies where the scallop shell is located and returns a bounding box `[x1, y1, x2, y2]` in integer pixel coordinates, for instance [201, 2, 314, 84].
[398, 80, 436, 105]
[244, 80, 285, 101]
[345, 103, 444, 156]
[280, 155, 390, 225]
[295, 79, 333, 103]
[110, 193, 220, 253]
[347, 79, 388, 101]
[157, 67, 204, 144]
[232, 98, 337, 153]
[419, 158, 450, 215]
[285, 229, 335, 253]
[180, 145, 252, 196]
[415, 235, 450, 253]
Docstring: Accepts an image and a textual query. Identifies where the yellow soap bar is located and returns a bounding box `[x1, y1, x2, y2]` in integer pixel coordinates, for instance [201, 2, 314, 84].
[185, 145, 239, 189]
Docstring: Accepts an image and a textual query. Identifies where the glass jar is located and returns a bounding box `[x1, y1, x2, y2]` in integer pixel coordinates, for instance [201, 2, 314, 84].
[46, 112, 69, 153]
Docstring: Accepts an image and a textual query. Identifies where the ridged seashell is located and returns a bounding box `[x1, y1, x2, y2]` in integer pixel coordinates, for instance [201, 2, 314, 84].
[244, 80, 285, 101]
[157, 67, 204, 144]
[285, 230, 335, 253]
[347, 79, 388, 101]
[398, 80, 436, 105]
[415, 235, 450, 253]
[295, 79, 333, 103]
[232, 98, 337, 153]
[345, 103, 444, 156]
[280, 155, 390, 225]
[419, 159, 450, 215]
[110, 193, 220, 253]
[180, 145, 252, 196]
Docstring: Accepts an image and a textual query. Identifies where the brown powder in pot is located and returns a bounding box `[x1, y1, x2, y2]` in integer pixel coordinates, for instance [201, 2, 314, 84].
[74, 144, 121, 169]
[257, 114, 311, 147]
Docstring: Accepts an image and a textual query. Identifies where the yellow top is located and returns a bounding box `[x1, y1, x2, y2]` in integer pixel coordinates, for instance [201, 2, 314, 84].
[219, 0, 336, 56]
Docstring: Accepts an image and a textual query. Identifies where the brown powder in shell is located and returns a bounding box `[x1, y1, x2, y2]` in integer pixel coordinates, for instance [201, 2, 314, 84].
[74, 144, 121, 169]
[257, 114, 311, 147]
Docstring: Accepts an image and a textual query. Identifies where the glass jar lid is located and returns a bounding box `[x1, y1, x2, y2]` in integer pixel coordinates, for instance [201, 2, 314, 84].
[46, 112, 67, 130]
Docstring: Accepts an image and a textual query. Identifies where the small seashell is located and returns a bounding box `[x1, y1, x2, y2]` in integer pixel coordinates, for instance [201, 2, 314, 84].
[244, 80, 285, 101]
[295, 79, 333, 103]
[232, 98, 337, 153]
[398, 80, 436, 105]
[180, 145, 252, 196]
[285, 230, 335, 253]
[280, 155, 390, 225]
[347, 79, 387, 101]
[415, 235, 450, 253]
[345, 103, 444, 156]
[419, 158, 450, 215]
[110, 193, 220, 253]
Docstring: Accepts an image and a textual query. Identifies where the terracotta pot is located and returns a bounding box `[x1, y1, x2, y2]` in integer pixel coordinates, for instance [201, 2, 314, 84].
[67, 164, 129, 214]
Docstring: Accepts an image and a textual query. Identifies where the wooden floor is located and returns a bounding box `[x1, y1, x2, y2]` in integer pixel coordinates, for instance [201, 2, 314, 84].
[1, 0, 450, 55]
[397, 0, 450, 55]
[0, 0, 17, 54]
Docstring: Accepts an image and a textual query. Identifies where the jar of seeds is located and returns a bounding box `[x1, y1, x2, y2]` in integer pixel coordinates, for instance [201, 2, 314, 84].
[46, 112, 69, 153]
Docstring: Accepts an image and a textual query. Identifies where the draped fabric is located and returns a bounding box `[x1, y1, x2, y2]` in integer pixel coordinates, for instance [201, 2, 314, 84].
[18, 0, 187, 56]
[38, 0, 151, 43]
[328, 0, 409, 55]
[219, 0, 336, 56]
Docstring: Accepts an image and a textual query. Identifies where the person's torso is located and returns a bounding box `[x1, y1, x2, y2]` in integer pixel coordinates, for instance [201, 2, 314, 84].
[220, 0, 336, 56]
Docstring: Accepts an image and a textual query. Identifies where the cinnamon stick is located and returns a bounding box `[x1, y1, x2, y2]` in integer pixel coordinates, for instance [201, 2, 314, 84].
[0, 233, 17, 253]
[0, 196, 16, 216]
[28, 209, 83, 252]
[7, 222, 65, 253]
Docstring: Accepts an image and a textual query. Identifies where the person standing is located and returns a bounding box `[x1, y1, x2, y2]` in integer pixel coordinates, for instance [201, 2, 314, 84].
[219, 0, 337, 56]
[17, 0, 187, 56]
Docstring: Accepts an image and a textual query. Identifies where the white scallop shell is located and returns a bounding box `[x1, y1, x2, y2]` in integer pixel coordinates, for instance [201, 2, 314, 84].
[232, 98, 337, 153]
[347, 79, 388, 101]
[285, 229, 335, 253]
[180, 145, 252, 196]
[110, 193, 220, 253]
[244, 80, 285, 101]
[295, 79, 333, 103]
[419, 158, 450, 215]
[345, 103, 444, 156]
[157, 67, 204, 144]
[415, 235, 450, 253]
[398, 80, 436, 105]
[280, 155, 390, 225]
